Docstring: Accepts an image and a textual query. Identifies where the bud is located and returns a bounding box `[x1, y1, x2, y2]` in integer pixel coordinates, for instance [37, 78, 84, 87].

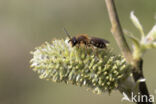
[129, 11, 156, 60]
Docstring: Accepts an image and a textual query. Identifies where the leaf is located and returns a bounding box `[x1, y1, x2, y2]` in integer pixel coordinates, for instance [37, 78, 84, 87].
[146, 24, 156, 42]
[130, 11, 145, 38]
[125, 30, 140, 49]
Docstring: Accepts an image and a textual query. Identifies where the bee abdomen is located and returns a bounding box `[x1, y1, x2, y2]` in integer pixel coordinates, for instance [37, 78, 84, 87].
[90, 37, 109, 48]
[90, 41, 106, 48]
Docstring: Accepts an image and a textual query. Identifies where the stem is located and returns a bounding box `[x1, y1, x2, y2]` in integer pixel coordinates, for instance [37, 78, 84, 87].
[104, 0, 152, 104]
[133, 59, 152, 104]
[105, 0, 133, 63]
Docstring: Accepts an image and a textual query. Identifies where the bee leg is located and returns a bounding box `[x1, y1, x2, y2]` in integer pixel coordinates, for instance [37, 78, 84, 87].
[83, 42, 88, 55]
[77, 44, 80, 49]
[90, 45, 96, 56]
[96, 48, 99, 58]
[77, 42, 80, 49]
[84, 42, 88, 48]
[91, 46, 99, 57]
[68, 40, 71, 43]
[90, 45, 94, 50]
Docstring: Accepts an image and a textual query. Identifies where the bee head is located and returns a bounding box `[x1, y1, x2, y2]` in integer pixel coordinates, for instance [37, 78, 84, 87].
[68, 37, 77, 46]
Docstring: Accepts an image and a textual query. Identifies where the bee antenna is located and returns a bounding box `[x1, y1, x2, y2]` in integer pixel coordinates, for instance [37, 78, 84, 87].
[63, 28, 71, 39]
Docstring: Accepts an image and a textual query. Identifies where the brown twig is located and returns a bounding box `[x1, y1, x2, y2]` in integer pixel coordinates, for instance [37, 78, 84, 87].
[105, 0, 133, 63]
[104, 0, 152, 104]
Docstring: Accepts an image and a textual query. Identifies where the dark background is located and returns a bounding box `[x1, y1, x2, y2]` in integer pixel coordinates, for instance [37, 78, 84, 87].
[0, 0, 156, 104]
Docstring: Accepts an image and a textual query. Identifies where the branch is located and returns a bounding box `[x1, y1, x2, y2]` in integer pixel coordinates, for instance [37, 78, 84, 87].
[105, 0, 152, 104]
[105, 0, 133, 63]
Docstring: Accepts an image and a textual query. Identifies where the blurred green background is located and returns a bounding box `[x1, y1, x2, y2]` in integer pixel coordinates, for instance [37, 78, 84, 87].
[0, 0, 156, 104]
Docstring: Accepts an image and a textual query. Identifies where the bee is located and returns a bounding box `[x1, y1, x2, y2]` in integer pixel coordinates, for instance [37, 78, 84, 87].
[63, 28, 109, 48]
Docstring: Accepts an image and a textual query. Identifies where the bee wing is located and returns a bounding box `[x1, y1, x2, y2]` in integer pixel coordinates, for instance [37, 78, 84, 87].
[101, 38, 109, 44]
[91, 37, 109, 44]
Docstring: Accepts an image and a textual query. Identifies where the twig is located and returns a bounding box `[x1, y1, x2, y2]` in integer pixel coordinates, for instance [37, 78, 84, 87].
[104, 0, 152, 104]
[105, 0, 133, 63]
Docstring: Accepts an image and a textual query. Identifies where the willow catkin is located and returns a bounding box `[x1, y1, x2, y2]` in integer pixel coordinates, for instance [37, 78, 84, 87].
[30, 38, 131, 94]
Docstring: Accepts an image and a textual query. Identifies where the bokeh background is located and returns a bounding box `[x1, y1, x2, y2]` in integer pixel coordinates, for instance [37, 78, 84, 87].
[0, 0, 156, 104]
